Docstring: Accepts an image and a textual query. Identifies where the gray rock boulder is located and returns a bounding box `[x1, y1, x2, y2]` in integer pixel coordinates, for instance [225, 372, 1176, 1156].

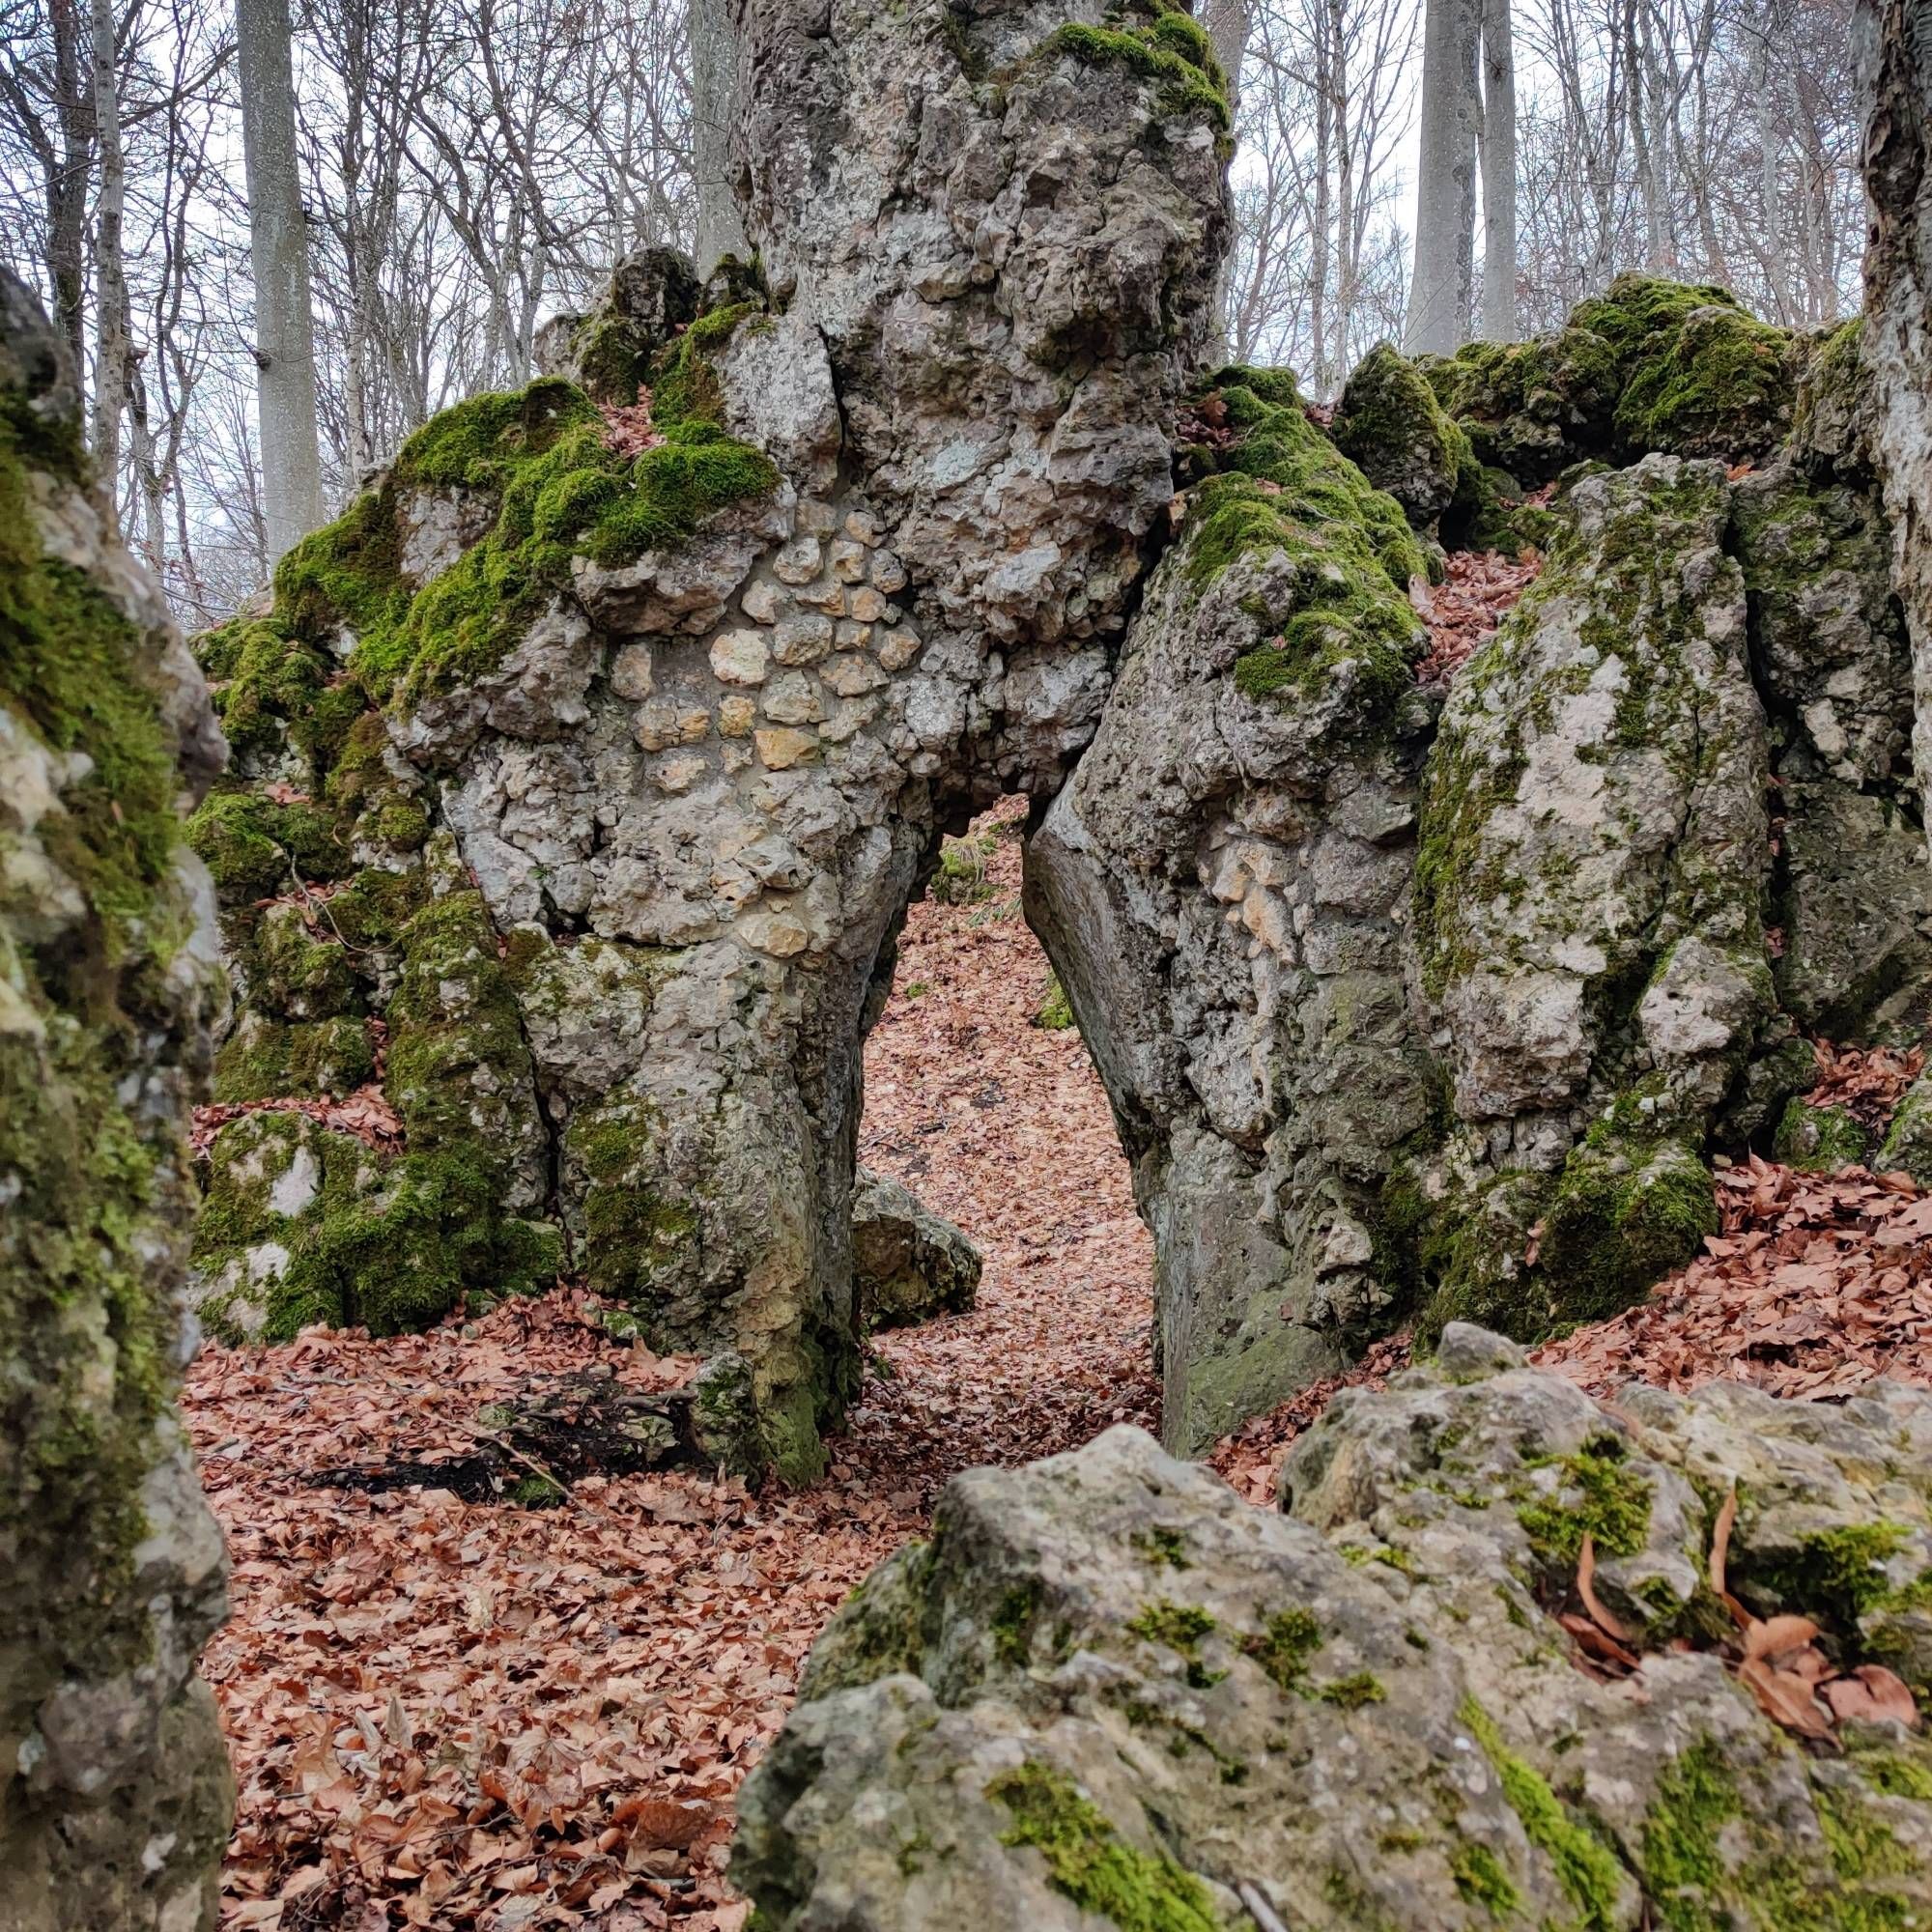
[852, 1166, 982, 1327]
[1025, 366, 1435, 1452]
[0, 269, 232, 1930]
[738, 1333, 1932, 1930]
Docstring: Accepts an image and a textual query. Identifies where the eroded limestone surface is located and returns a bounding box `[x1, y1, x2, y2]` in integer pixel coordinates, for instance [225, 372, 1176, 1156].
[737, 1328, 1932, 1929]
[0, 269, 232, 1929]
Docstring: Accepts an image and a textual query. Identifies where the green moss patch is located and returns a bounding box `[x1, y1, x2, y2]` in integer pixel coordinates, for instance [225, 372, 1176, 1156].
[986, 1762, 1221, 1932]
[1033, 0, 1230, 140]
[1179, 366, 1427, 724]
[1536, 1133, 1718, 1327]
[1516, 1437, 1652, 1569]
[1241, 1606, 1322, 1690]
[1461, 1698, 1623, 1931]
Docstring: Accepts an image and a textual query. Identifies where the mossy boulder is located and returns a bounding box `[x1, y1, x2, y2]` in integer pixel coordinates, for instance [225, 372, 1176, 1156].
[1415, 454, 1771, 1338]
[0, 266, 233, 1929]
[1329, 342, 1470, 528]
[213, 1011, 376, 1101]
[1182, 364, 1429, 717]
[532, 246, 703, 408]
[1775, 1096, 1874, 1173]
[1879, 1073, 1932, 1187]
[1419, 325, 1622, 482]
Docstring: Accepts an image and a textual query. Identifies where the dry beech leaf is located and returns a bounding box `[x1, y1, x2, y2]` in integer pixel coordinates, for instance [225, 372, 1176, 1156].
[1559, 1611, 1641, 1671]
[1743, 1614, 1820, 1663]
[1577, 1533, 1634, 1643]
[1821, 1665, 1921, 1729]
[1738, 1656, 1834, 1741]
[1709, 1486, 1738, 1598]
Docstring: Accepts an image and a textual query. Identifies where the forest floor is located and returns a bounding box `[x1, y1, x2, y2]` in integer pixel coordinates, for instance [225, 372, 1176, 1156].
[183, 554, 1932, 1929]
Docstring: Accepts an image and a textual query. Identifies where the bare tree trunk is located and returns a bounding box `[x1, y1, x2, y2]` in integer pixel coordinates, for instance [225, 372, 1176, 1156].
[87, 0, 128, 488]
[689, 0, 748, 273]
[1405, 0, 1480, 355]
[1329, 0, 1358, 372]
[1311, 10, 1334, 395]
[1476, 0, 1517, 341]
[47, 0, 91, 377]
[1200, 0, 1251, 365]
[237, 0, 325, 565]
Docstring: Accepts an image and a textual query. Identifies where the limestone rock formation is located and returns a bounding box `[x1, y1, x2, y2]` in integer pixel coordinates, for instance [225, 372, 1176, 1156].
[851, 1166, 982, 1328]
[185, 0, 1230, 1478]
[1025, 365, 1436, 1449]
[184, 0, 1932, 1473]
[0, 270, 232, 1929]
[188, 59, 1932, 1466]
[1028, 292, 1927, 1447]
[736, 1328, 1932, 1929]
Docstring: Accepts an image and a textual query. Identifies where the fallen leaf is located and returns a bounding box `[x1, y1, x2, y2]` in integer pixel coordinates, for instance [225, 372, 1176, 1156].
[1577, 1533, 1633, 1643]
[1822, 1665, 1921, 1729]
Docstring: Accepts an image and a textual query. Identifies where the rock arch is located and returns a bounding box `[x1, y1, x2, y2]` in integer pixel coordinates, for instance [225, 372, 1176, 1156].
[186, 0, 1932, 1480]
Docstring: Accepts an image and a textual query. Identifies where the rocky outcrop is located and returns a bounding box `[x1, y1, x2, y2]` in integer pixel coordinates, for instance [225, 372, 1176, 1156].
[1028, 300, 1928, 1447]
[186, 0, 1932, 1472]
[186, 0, 1229, 1478]
[0, 270, 231, 1928]
[851, 1166, 982, 1327]
[736, 1327, 1932, 1929]
[1025, 365, 1436, 1448]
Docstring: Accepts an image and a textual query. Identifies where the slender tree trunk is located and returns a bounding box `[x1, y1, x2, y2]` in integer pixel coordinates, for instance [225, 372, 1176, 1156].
[87, 0, 128, 489]
[1330, 0, 1358, 374]
[689, 0, 748, 273]
[1476, 0, 1517, 342]
[48, 0, 91, 377]
[1199, 0, 1251, 365]
[1405, 0, 1481, 355]
[237, 0, 325, 564]
[1310, 12, 1334, 396]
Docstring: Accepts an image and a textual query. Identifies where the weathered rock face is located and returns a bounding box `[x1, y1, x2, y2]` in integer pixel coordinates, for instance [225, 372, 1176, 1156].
[851, 1165, 982, 1328]
[1026, 366, 1436, 1449]
[0, 270, 231, 1929]
[186, 0, 1230, 1477]
[187, 0, 1932, 1471]
[737, 1328, 1932, 1929]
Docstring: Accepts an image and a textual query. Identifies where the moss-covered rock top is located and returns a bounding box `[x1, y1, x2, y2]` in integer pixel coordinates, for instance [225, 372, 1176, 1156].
[1330, 340, 1472, 528]
[1410, 274, 1798, 483]
[1177, 364, 1428, 712]
[1033, 0, 1232, 143]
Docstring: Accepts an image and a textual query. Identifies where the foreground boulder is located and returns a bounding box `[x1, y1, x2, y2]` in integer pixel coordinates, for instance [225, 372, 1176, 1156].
[0, 271, 231, 1927]
[737, 1328, 1932, 1928]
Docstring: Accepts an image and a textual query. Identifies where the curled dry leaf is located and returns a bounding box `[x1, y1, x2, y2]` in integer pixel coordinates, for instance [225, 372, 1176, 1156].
[1738, 1655, 1835, 1742]
[1821, 1665, 1921, 1730]
[1709, 1485, 1739, 1599]
[1743, 1614, 1821, 1663]
[1577, 1532, 1634, 1643]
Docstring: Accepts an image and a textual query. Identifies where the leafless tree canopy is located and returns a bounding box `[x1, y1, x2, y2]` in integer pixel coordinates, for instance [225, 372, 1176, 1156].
[0, 0, 1865, 611]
